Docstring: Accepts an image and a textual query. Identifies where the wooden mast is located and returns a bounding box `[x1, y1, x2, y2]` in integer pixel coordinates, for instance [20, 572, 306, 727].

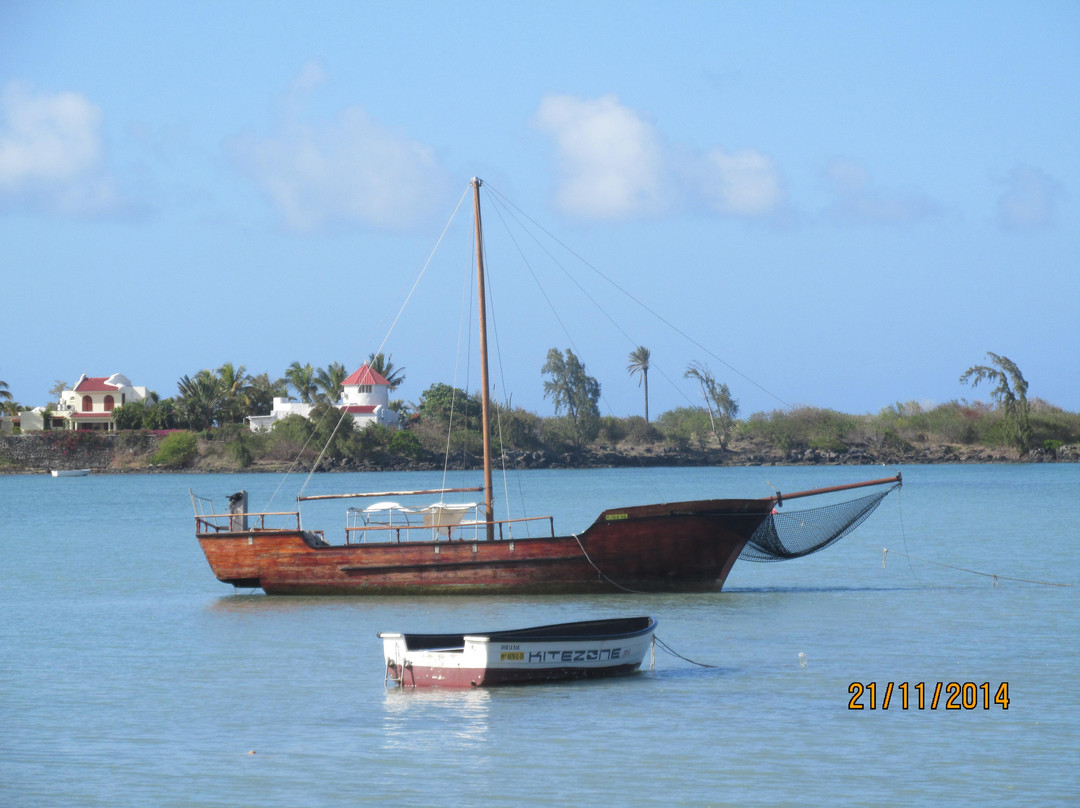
[472, 177, 495, 540]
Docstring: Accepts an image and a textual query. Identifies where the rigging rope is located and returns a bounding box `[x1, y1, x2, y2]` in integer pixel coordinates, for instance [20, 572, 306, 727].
[296, 186, 471, 504]
[482, 182, 795, 411]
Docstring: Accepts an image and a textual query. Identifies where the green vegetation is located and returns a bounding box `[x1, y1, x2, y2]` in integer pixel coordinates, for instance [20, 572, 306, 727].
[368, 352, 405, 391]
[4, 351, 1078, 472]
[542, 348, 601, 451]
[684, 361, 739, 450]
[627, 346, 651, 423]
[960, 352, 1030, 452]
[151, 431, 198, 467]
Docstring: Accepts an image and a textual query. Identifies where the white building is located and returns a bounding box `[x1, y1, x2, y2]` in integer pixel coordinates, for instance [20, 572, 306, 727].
[247, 364, 399, 432]
[22, 373, 150, 431]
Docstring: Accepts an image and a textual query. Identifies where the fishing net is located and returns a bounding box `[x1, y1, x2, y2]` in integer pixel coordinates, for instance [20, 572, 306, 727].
[740, 483, 901, 562]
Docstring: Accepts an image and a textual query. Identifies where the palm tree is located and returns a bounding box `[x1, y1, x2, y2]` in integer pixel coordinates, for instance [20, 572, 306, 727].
[0, 379, 13, 416]
[216, 362, 252, 424]
[285, 361, 317, 404]
[315, 361, 348, 403]
[627, 346, 651, 422]
[246, 373, 287, 416]
[177, 370, 225, 430]
[367, 352, 405, 391]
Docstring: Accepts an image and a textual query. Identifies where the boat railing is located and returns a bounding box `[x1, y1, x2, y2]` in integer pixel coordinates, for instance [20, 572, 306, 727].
[191, 487, 302, 533]
[344, 514, 556, 544]
[194, 510, 302, 534]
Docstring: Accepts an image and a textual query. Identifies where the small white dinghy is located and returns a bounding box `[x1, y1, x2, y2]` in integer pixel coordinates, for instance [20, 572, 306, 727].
[379, 616, 656, 688]
[50, 469, 90, 477]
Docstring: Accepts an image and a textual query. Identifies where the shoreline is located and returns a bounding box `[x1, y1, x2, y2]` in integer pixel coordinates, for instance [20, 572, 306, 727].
[3, 432, 1076, 475]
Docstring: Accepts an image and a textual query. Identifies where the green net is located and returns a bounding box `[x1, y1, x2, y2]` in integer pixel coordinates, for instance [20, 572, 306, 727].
[740, 483, 901, 562]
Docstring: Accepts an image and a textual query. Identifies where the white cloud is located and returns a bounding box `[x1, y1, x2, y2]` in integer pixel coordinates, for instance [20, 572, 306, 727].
[824, 158, 938, 225]
[0, 81, 121, 215]
[532, 94, 668, 218]
[228, 65, 451, 233]
[997, 164, 1063, 230]
[700, 147, 784, 217]
[533, 93, 785, 221]
[289, 61, 327, 96]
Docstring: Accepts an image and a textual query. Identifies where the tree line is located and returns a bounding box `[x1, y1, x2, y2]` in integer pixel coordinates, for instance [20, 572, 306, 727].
[3, 352, 1077, 469]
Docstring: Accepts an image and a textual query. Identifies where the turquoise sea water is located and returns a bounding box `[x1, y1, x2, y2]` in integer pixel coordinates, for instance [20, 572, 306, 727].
[2, 464, 1077, 807]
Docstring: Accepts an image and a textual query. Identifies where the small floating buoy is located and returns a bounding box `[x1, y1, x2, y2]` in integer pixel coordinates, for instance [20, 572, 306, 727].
[798, 652, 807, 669]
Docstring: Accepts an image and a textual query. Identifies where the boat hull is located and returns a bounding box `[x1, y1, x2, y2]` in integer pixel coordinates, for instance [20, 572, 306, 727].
[196, 497, 773, 595]
[379, 617, 657, 687]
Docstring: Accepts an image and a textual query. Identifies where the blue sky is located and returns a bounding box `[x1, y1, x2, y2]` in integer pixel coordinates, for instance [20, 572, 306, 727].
[2, 0, 1077, 419]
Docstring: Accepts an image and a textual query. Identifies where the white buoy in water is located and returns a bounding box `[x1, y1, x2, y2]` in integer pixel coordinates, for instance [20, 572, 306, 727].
[798, 652, 807, 669]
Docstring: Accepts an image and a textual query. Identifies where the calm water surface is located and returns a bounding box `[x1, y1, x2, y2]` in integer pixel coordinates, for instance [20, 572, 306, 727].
[2, 464, 1077, 807]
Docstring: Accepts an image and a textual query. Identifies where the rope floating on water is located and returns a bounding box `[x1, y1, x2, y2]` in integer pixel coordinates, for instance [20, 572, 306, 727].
[868, 488, 1071, 587]
[872, 540, 1071, 587]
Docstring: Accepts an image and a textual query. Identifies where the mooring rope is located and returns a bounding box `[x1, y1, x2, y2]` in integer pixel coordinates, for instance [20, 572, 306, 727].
[570, 533, 649, 594]
[862, 487, 1070, 587]
[871, 541, 1072, 587]
[653, 635, 717, 668]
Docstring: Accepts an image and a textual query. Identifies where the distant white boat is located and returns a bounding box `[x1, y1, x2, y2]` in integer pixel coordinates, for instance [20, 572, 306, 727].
[50, 469, 90, 477]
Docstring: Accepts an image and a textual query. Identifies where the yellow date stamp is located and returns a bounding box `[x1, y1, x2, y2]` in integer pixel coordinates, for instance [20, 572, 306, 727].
[848, 682, 1010, 710]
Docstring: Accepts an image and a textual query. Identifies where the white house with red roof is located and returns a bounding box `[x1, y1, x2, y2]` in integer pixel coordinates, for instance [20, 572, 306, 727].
[47, 373, 150, 431]
[247, 364, 399, 432]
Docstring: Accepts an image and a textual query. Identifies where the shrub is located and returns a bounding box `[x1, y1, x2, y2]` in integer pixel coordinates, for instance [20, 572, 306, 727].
[227, 430, 255, 468]
[598, 416, 628, 445]
[656, 407, 713, 451]
[621, 415, 662, 446]
[152, 431, 198, 467]
[388, 429, 424, 459]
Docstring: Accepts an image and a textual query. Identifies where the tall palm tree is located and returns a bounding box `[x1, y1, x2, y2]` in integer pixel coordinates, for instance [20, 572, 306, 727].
[217, 362, 252, 424]
[0, 379, 13, 416]
[314, 361, 348, 403]
[367, 352, 405, 392]
[627, 346, 651, 422]
[285, 361, 317, 404]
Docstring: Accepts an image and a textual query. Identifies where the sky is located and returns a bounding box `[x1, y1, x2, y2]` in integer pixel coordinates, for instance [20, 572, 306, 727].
[1, 0, 1077, 420]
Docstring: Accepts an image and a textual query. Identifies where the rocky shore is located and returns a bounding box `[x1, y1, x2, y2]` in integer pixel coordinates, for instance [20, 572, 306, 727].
[1, 432, 1076, 475]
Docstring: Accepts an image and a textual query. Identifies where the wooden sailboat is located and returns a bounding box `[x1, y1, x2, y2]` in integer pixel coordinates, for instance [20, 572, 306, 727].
[193, 178, 901, 596]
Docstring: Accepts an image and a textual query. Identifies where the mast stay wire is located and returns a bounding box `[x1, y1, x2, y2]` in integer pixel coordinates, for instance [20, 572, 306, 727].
[483, 192, 640, 424]
[482, 182, 795, 412]
[477, 199, 533, 534]
[296, 185, 471, 503]
[439, 214, 477, 497]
